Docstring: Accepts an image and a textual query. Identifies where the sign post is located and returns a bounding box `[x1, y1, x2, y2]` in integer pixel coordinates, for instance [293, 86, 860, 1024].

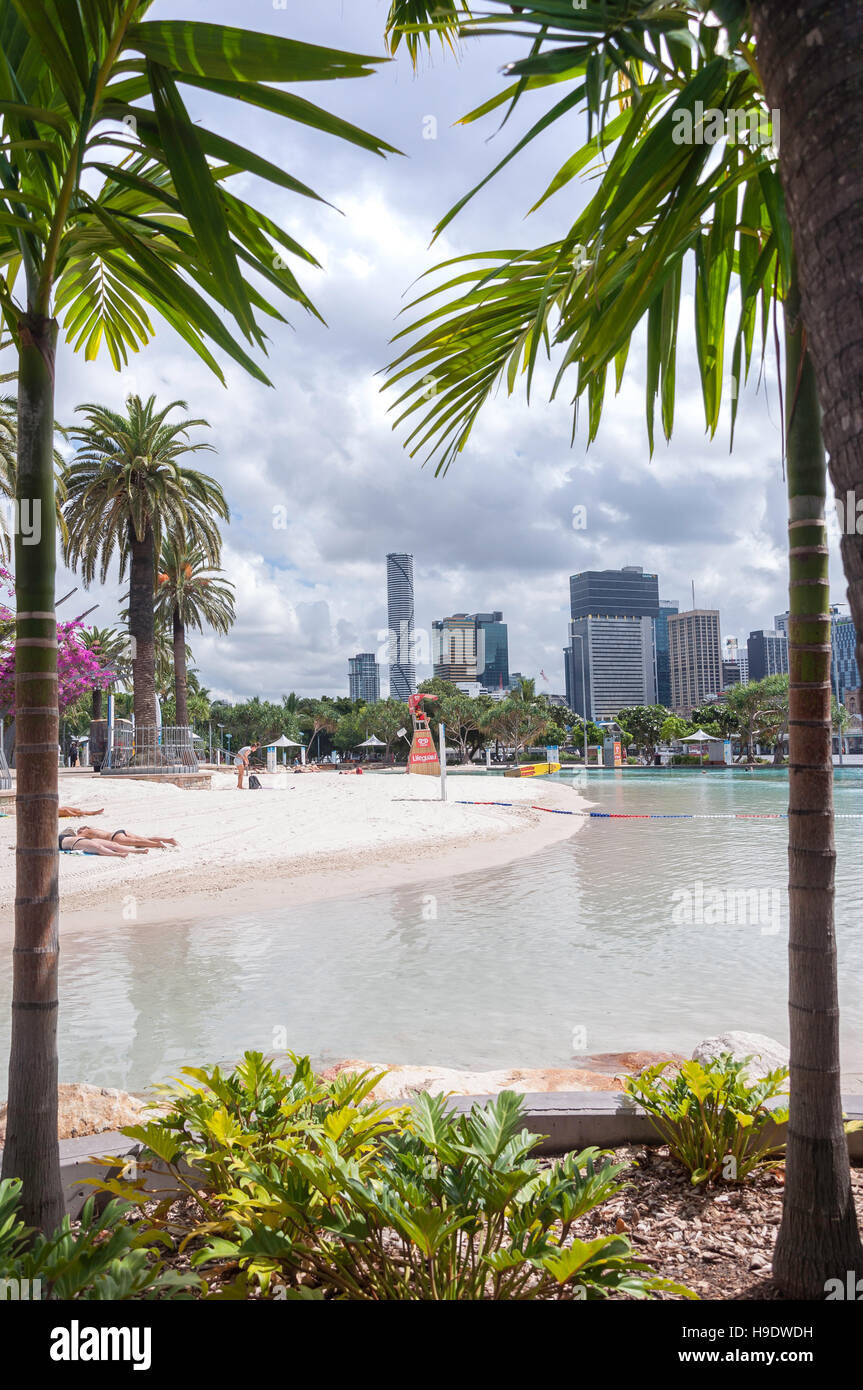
[406, 693, 441, 776]
[439, 722, 447, 801]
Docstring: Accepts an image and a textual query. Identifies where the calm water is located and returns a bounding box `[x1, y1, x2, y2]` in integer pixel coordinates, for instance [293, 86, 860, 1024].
[2, 769, 861, 1091]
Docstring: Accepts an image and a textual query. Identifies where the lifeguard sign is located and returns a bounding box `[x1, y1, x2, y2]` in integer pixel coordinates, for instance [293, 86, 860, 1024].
[407, 692, 441, 776]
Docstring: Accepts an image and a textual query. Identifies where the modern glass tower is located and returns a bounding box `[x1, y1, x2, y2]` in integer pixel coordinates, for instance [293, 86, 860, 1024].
[348, 653, 381, 703]
[831, 610, 860, 702]
[474, 611, 509, 690]
[654, 599, 679, 707]
[386, 552, 416, 699]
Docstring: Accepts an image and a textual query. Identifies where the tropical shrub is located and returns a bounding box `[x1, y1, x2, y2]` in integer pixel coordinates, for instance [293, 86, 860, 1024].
[624, 1055, 789, 1186]
[0, 1179, 198, 1299]
[103, 1052, 693, 1301]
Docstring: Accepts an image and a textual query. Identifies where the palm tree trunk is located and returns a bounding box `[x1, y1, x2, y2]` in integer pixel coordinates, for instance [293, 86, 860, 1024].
[751, 0, 863, 701]
[1, 309, 65, 1233]
[128, 522, 157, 739]
[772, 269, 863, 1297]
[91, 687, 102, 721]
[172, 607, 188, 728]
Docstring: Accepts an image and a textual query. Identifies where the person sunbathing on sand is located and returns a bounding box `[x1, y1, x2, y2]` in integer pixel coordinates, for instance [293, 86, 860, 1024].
[58, 806, 104, 817]
[58, 831, 148, 857]
[74, 826, 179, 849]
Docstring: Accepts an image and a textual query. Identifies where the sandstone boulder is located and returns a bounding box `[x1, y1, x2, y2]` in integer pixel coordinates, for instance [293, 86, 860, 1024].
[320, 1055, 682, 1101]
[0, 1083, 153, 1144]
[692, 1031, 789, 1081]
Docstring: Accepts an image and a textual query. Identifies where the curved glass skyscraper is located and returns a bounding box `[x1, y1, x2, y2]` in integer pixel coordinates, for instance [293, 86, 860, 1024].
[386, 552, 416, 699]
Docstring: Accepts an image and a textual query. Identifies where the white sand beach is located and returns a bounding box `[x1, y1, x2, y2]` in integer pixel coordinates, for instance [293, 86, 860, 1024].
[0, 770, 587, 935]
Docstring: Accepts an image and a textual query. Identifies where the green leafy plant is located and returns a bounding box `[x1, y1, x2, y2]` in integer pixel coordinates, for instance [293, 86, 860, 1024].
[102, 1052, 694, 1301]
[625, 1054, 789, 1185]
[0, 1178, 198, 1299]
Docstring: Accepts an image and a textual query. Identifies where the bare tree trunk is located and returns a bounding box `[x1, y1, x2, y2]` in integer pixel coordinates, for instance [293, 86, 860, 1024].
[1, 309, 65, 1233]
[128, 523, 157, 737]
[172, 606, 188, 728]
[771, 268, 863, 1297]
[751, 0, 863, 687]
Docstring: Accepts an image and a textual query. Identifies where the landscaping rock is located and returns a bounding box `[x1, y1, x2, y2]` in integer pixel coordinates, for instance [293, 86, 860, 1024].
[0, 1083, 153, 1144]
[322, 1060, 659, 1100]
[692, 1032, 789, 1081]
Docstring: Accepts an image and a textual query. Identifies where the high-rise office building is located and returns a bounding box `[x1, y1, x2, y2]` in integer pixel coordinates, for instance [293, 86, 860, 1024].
[747, 629, 789, 681]
[565, 615, 657, 720]
[668, 610, 723, 712]
[569, 565, 660, 620]
[432, 611, 510, 689]
[655, 599, 679, 707]
[831, 610, 860, 702]
[565, 566, 660, 718]
[725, 637, 749, 684]
[773, 607, 859, 700]
[432, 614, 477, 682]
[348, 652, 380, 703]
[386, 552, 416, 700]
[722, 659, 742, 688]
[474, 611, 509, 690]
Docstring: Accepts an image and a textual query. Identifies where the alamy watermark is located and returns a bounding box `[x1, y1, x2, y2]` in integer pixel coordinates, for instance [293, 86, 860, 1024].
[670, 880, 782, 935]
[1, 498, 40, 545]
[672, 101, 780, 153]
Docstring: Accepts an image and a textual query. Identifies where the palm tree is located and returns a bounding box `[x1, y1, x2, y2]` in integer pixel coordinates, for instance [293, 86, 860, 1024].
[155, 538, 235, 728]
[63, 395, 226, 739]
[0, 3, 395, 1231]
[0, 383, 67, 563]
[77, 626, 130, 722]
[383, 1, 863, 1294]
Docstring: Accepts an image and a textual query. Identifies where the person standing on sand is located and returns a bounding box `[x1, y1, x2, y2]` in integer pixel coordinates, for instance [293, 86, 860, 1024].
[234, 742, 258, 789]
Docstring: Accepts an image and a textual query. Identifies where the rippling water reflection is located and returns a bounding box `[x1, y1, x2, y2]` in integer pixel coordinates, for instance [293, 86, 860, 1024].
[2, 768, 860, 1091]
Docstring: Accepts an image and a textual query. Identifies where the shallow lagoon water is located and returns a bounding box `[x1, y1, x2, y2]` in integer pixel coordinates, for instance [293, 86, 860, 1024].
[2, 768, 861, 1092]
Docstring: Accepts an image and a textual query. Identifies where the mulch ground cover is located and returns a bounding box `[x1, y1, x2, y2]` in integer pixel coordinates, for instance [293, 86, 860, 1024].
[573, 1145, 863, 1299]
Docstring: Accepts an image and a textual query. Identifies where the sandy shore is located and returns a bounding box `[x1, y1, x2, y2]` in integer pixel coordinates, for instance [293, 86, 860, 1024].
[0, 769, 587, 936]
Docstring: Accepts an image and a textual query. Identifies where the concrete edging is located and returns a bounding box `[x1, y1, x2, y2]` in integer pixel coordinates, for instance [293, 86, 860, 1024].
[45, 1091, 863, 1218]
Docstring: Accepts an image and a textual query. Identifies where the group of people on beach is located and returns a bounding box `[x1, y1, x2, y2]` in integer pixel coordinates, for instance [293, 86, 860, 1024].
[231, 743, 363, 787]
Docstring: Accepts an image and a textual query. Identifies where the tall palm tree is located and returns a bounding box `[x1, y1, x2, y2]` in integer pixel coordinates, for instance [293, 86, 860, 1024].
[0, 386, 67, 563]
[63, 395, 226, 739]
[78, 625, 130, 721]
[0, 3, 394, 1233]
[154, 538, 235, 728]
[383, 0, 863, 1294]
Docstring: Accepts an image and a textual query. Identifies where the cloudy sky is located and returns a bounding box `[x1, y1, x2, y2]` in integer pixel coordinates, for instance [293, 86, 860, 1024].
[47, 1, 851, 700]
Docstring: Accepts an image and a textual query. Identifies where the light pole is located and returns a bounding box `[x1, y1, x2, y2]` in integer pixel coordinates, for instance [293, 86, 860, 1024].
[572, 633, 589, 766]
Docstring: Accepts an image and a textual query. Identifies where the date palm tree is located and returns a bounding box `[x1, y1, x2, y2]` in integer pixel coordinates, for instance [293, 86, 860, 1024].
[0, 2, 395, 1231]
[384, 0, 863, 1295]
[77, 625, 130, 721]
[63, 394, 226, 739]
[154, 537, 235, 728]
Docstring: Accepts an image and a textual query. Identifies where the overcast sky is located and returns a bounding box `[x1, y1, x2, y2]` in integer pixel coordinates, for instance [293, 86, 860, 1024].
[47, 0, 851, 701]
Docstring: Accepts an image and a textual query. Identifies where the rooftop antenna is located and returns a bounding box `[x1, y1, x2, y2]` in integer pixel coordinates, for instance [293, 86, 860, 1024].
[691, 579, 696, 609]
